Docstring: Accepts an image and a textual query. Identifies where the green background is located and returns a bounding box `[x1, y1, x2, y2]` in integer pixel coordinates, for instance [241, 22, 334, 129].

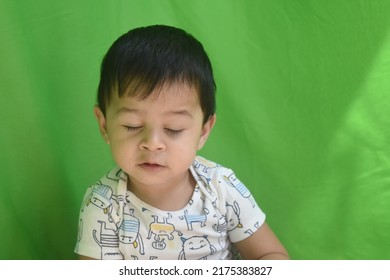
[1, 0, 390, 259]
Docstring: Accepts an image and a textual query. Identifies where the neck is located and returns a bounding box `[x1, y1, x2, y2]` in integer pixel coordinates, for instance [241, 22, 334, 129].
[127, 170, 196, 211]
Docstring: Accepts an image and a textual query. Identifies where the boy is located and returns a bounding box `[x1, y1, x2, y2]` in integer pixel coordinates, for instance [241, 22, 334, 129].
[75, 25, 289, 260]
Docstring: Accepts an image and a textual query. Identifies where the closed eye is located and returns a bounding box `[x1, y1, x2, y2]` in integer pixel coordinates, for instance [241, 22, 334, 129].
[124, 126, 142, 133]
[164, 128, 184, 137]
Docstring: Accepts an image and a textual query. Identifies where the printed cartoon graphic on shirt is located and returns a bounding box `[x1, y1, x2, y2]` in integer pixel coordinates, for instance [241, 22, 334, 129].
[226, 201, 243, 231]
[211, 213, 228, 251]
[198, 177, 218, 208]
[178, 235, 216, 260]
[193, 157, 219, 173]
[147, 215, 183, 250]
[84, 181, 126, 225]
[93, 220, 122, 259]
[180, 209, 210, 231]
[212, 214, 227, 233]
[118, 209, 145, 255]
[193, 157, 219, 194]
[223, 173, 256, 207]
[104, 167, 125, 183]
[191, 166, 218, 208]
[91, 168, 127, 216]
[85, 184, 113, 215]
[245, 221, 262, 236]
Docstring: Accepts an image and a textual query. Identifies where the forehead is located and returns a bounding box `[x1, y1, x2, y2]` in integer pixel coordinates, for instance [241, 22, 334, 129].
[108, 82, 201, 115]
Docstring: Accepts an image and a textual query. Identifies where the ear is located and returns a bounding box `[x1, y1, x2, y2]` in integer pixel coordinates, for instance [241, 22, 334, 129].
[198, 114, 216, 150]
[93, 105, 110, 144]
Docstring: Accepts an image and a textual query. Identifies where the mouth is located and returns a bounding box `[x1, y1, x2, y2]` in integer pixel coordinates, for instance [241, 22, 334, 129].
[141, 162, 162, 167]
[139, 162, 165, 171]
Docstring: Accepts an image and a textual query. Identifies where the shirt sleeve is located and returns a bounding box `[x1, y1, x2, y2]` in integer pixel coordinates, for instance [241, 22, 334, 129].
[220, 169, 266, 243]
[74, 185, 123, 259]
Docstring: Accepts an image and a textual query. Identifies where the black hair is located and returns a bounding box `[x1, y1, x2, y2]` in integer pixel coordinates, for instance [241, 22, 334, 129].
[97, 25, 216, 123]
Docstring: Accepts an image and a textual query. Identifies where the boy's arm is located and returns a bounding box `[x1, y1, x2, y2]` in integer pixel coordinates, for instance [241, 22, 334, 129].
[234, 222, 290, 260]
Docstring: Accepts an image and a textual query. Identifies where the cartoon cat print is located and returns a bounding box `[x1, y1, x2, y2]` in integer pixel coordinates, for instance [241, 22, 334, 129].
[178, 235, 216, 260]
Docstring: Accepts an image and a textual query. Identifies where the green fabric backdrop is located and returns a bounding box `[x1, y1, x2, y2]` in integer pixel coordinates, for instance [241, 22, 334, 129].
[1, 0, 390, 259]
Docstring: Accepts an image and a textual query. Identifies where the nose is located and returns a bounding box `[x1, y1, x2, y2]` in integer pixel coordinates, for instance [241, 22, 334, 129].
[139, 128, 166, 151]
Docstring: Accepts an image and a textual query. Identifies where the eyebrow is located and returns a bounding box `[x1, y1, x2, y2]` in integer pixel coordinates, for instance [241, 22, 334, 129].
[115, 107, 193, 118]
[115, 107, 139, 115]
[166, 109, 193, 118]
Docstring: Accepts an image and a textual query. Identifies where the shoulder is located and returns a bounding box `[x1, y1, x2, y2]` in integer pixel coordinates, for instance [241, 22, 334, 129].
[192, 155, 231, 180]
[80, 167, 127, 225]
[192, 156, 243, 201]
[83, 167, 126, 204]
[192, 156, 243, 188]
[192, 155, 261, 209]
[97, 167, 125, 188]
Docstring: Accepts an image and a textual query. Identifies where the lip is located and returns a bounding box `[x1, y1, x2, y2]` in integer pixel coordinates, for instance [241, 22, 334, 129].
[139, 162, 165, 171]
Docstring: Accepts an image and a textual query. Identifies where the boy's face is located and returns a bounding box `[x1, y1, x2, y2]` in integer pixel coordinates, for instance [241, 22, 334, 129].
[94, 83, 215, 189]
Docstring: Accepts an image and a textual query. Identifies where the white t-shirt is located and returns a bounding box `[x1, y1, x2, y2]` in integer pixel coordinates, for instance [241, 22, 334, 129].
[75, 156, 266, 260]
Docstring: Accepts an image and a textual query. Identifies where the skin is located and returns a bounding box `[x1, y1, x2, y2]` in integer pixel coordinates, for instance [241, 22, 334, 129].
[81, 82, 289, 260]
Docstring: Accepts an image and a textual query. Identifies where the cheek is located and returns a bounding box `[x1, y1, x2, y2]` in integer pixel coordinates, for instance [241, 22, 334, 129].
[175, 133, 201, 151]
[109, 140, 134, 162]
[170, 140, 198, 165]
[194, 132, 205, 150]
